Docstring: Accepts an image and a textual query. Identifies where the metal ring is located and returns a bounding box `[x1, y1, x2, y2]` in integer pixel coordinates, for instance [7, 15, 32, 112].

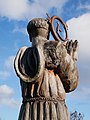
[50, 16, 68, 42]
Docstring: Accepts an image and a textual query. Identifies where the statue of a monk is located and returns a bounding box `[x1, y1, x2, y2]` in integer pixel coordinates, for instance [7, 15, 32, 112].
[14, 18, 78, 120]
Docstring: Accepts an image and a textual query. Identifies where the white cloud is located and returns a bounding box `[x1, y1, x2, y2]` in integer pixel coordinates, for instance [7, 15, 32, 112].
[0, 0, 68, 20]
[67, 86, 90, 102]
[0, 97, 20, 108]
[66, 13, 90, 59]
[0, 0, 30, 20]
[0, 85, 13, 96]
[78, 4, 90, 10]
[66, 13, 90, 104]
[0, 56, 15, 80]
[4, 56, 15, 70]
[0, 71, 10, 80]
[0, 84, 19, 108]
[13, 26, 27, 35]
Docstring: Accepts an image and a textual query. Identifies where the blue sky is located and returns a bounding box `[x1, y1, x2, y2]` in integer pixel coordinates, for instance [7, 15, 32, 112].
[0, 0, 90, 120]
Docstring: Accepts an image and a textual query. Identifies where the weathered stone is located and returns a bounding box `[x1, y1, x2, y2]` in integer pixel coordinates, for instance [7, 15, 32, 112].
[14, 17, 78, 120]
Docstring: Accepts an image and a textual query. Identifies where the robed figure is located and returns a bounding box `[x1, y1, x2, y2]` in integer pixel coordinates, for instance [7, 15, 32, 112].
[14, 17, 78, 120]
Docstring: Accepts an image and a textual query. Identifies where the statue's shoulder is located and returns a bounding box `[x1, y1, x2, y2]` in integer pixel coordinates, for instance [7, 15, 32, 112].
[16, 46, 32, 57]
[44, 40, 66, 54]
[18, 46, 32, 53]
[44, 40, 59, 49]
[14, 46, 33, 68]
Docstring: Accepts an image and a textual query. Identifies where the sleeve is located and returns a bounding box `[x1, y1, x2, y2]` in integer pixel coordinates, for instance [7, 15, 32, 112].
[14, 46, 45, 82]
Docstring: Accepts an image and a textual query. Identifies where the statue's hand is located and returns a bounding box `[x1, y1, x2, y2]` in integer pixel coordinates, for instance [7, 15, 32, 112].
[66, 40, 78, 61]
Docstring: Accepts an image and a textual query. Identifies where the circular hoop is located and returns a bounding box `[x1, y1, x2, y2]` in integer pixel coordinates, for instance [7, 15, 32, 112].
[50, 16, 68, 42]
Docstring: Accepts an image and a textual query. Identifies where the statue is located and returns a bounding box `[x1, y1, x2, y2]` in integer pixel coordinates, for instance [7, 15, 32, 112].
[14, 15, 78, 120]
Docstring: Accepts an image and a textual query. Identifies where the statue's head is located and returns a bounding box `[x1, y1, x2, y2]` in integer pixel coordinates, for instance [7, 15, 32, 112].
[27, 18, 50, 42]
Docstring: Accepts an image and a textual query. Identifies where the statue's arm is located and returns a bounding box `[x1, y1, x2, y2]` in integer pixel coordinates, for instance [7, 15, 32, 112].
[56, 40, 79, 93]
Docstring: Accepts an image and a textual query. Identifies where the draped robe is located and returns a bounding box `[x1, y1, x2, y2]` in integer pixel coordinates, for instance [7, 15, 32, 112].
[14, 40, 78, 120]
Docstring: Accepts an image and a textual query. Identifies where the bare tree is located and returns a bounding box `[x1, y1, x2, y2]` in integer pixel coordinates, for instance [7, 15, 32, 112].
[70, 111, 84, 120]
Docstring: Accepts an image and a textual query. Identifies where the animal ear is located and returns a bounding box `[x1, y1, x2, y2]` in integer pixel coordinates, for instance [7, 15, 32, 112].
[72, 40, 78, 61]
[66, 40, 73, 56]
